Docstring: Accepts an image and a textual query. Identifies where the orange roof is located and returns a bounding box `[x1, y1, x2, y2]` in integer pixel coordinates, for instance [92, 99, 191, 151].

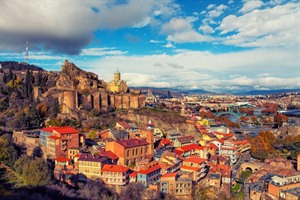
[217, 139, 225, 144]
[184, 156, 206, 164]
[161, 172, 178, 179]
[206, 143, 218, 150]
[221, 146, 237, 150]
[181, 165, 200, 171]
[138, 164, 161, 175]
[160, 138, 173, 146]
[48, 135, 60, 140]
[42, 126, 59, 133]
[130, 171, 137, 177]
[102, 164, 129, 173]
[53, 127, 79, 134]
[55, 157, 71, 162]
[74, 153, 81, 158]
[177, 143, 204, 152]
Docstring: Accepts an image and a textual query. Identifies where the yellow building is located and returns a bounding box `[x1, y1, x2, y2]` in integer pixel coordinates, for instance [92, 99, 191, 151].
[106, 69, 128, 94]
[78, 153, 107, 179]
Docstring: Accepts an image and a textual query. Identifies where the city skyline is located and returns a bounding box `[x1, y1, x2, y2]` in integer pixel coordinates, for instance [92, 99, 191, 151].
[0, 0, 299, 93]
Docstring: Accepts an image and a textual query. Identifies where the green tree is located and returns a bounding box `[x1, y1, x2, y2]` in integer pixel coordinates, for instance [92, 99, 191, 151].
[0, 134, 18, 167]
[14, 156, 52, 187]
[87, 130, 98, 139]
[251, 149, 269, 160]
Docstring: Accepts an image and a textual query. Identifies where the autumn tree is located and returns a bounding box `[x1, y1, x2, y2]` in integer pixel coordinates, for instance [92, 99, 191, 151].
[273, 114, 288, 127]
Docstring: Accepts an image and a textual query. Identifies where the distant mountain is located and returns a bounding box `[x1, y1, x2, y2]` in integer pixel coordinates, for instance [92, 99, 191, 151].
[0, 61, 44, 71]
[130, 87, 216, 97]
[234, 89, 300, 95]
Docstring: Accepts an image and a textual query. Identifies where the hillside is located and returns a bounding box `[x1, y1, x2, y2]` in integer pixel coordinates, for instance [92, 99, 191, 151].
[0, 61, 44, 71]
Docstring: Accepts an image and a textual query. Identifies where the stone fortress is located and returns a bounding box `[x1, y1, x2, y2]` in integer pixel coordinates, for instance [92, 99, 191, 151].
[57, 60, 145, 114]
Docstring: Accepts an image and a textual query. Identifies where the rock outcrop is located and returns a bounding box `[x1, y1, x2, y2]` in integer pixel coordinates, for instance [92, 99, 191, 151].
[56, 60, 106, 92]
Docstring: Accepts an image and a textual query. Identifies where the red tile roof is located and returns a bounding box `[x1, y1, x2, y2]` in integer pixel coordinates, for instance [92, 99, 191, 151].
[55, 157, 71, 162]
[181, 165, 200, 171]
[176, 143, 204, 152]
[102, 164, 129, 173]
[130, 171, 137, 177]
[99, 150, 119, 160]
[74, 153, 81, 158]
[160, 138, 173, 146]
[161, 172, 178, 179]
[138, 164, 161, 175]
[53, 127, 79, 134]
[48, 135, 60, 140]
[42, 126, 59, 133]
[216, 139, 225, 144]
[206, 143, 218, 150]
[184, 156, 206, 165]
[116, 138, 149, 148]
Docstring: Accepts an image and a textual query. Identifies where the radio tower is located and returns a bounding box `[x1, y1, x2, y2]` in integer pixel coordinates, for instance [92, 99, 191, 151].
[25, 41, 29, 64]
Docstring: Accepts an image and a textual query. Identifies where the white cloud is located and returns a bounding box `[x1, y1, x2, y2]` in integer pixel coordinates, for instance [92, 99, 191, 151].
[239, 0, 264, 13]
[80, 48, 127, 56]
[218, 2, 299, 47]
[207, 4, 216, 10]
[149, 40, 163, 44]
[199, 24, 215, 34]
[84, 47, 299, 92]
[228, 0, 234, 4]
[163, 43, 175, 48]
[162, 17, 213, 43]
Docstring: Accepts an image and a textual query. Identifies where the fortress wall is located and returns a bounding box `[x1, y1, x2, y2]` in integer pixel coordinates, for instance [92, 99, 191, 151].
[61, 91, 76, 113]
[130, 95, 139, 109]
[93, 92, 101, 111]
[115, 95, 123, 109]
[122, 94, 130, 109]
[109, 95, 115, 107]
[139, 95, 146, 107]
[100, 93, 108, 111]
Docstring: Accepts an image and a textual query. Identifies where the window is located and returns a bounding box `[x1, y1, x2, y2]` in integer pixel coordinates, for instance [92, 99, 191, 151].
[135, 148, 138, 155]
[127, 150, 129, 157]
[141, 148, 143, 154]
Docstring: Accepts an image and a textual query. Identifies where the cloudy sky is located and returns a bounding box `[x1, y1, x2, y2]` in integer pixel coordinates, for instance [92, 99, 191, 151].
[0, 0, 299, 93]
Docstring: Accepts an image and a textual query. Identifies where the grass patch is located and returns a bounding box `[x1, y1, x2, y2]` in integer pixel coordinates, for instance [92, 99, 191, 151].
[232, 183, 241, 193]
[241, 171, 252, 179]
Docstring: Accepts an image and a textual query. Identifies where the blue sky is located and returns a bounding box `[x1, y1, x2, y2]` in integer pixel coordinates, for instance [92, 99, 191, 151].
[0, 0, 299, 92]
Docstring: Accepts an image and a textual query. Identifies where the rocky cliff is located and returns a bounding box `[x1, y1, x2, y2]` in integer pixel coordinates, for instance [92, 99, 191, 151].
[116, 109, 200, 138]
[56, 60, 106, 92]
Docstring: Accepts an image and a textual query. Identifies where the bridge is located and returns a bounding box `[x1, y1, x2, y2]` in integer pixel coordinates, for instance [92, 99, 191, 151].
[215, 111, 245, 118]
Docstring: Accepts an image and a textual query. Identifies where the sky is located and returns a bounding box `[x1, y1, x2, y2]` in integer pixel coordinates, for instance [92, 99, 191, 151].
[0, 0, 299, 93]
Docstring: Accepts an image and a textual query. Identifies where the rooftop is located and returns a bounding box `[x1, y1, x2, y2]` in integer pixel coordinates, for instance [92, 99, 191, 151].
[138, 164, 161, 175]
[183, 156, 206, 165]
[102, 164, 129, 173]
[116, 138, 149, 148]
[78, 153, 106, 162]
[53, 126, 79, 135]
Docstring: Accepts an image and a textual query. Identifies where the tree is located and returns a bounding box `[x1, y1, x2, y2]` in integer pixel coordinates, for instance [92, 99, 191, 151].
[79, 179, 117, 200]
[251, 149, 269, 160]
[120, 183, 146, 200]
[32, 146, 44, 158]
[14, 156, 52, 187]
[0, 134, 18, 167]
[274, 114, 288, 127]
[87, 130, 98, 140]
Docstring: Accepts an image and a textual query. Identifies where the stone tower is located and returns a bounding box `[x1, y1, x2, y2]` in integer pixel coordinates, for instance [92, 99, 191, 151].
[33, 86, 41, 101]
[114, 68, 120, 81]
[146, 120, 154, 155]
